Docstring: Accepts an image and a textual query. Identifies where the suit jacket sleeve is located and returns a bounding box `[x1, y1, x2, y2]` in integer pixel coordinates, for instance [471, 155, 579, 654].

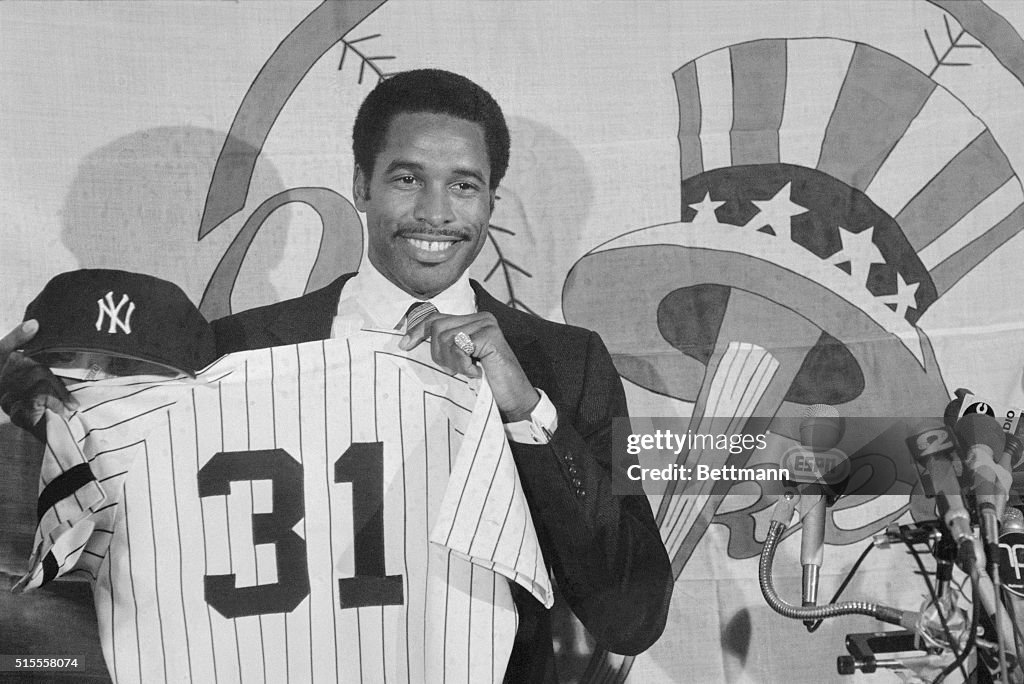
[510, 331, 672, 656]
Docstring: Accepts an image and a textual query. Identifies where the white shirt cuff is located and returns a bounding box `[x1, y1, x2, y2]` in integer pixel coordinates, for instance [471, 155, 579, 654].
[503, 388, 558, 444]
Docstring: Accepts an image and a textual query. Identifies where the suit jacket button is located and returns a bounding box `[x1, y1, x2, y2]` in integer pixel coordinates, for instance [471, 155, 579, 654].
[574, 487, 586, 498]
[571, 478, 583, 489]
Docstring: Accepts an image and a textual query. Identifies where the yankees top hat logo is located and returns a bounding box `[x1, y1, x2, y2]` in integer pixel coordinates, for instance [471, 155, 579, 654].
[563, 38, 1022, 572]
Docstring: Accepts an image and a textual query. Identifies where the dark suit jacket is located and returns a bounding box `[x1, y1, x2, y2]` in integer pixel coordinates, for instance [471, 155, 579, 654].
[212, 274, 673, 683]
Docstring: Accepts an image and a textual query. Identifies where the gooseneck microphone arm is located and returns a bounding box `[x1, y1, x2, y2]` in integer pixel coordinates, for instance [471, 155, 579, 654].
[759, 491, 917, 628]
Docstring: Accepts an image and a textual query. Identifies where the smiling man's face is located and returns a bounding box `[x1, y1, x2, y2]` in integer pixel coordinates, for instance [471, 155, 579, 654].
[354, 111, 494, 299]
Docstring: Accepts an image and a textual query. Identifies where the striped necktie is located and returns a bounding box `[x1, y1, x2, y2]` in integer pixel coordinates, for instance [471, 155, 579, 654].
[399, 301, 438, 332]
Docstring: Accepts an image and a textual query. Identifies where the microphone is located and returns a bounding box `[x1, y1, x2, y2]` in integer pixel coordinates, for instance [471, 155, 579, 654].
[948, 388, 1024, 465]
[948, 389, 1024, 507]
[1006, 433, 1024, 477]
[906, 419, 973, 547]
[799, 494, 826, 608]
[954, 412, 1010, 543]
[799, 407, 845, 452]
[996, 508, 1024, 680]
[1004, 506, 1024, 534]
[795, 405, 845, 621]
[998, 508, 1024, 591]
[943, 387, 972, 429]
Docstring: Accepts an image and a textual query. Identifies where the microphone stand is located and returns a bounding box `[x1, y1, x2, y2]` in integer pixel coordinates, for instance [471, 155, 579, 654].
[837, 520, 968, 679]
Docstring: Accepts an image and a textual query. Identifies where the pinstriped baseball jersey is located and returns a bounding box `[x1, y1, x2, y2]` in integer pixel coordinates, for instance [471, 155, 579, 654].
[18, 329, 552, 683]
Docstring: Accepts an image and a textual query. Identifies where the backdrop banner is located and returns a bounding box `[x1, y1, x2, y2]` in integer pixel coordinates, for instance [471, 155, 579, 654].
[3, 1, 1024, 682]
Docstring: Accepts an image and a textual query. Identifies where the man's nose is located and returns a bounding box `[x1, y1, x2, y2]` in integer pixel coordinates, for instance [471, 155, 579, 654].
[413, 185, 455, 227]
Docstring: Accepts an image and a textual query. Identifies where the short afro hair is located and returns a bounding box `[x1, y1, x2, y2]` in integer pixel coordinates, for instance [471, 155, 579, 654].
[352, 69, 511, 190]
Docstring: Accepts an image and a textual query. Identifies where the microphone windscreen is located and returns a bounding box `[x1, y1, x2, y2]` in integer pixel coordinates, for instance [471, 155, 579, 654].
[1002, 506, 1024, 533]
[955, 413, 1006, 456]
[799, 404, 844, 451]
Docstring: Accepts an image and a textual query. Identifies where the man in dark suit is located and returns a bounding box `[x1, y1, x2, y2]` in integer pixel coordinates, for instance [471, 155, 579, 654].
[214, 68, 671, 682]
[1, 69, 671, 682]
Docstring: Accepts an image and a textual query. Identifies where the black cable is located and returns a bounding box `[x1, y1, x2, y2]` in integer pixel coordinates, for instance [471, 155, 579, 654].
[904, 540, 969, 683]
[933, 570, 980, 684]
[805, 541, 875, 633]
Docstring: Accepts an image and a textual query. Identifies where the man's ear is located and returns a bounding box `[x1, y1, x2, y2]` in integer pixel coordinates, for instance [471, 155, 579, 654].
[353, 165, 369, 210]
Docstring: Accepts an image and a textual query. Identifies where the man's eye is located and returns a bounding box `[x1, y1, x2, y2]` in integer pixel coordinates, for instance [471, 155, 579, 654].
[452, 182, 480, 194]
[393, 175, 418, 186]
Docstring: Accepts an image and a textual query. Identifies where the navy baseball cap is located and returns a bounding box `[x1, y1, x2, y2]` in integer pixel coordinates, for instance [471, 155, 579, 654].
[22, 269, 217, 377]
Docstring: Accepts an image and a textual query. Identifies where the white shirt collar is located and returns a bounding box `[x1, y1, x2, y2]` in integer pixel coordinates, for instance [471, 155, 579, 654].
[333, 259, 476, 333]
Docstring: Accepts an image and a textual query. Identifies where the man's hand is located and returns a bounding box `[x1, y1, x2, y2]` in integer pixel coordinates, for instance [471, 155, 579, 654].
[400, 312, 540, 422]
[0, 320, 76, 434]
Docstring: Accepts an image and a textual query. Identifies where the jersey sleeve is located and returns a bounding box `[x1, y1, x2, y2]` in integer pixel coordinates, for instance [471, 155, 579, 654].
[14, 376, 190, 591]
[429, 378, 554, 608]
[15, 406, 114, 591]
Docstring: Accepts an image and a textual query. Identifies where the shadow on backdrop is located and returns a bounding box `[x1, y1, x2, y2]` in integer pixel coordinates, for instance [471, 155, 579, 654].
[60, 126, 289, 312]
[470, 115, 593, 318]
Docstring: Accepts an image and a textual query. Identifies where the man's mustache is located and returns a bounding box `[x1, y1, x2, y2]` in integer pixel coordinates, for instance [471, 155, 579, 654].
[395, 227, 471, 240]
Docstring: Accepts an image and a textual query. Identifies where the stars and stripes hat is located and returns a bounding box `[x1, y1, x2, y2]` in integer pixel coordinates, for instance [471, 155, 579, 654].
[562, 37, 1022, 574]
[22, 269, 217, 377]
[564, 37, 1019, 415]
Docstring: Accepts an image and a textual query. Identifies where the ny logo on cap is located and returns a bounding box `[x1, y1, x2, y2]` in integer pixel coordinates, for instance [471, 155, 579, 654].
[95, 291, 135, 334]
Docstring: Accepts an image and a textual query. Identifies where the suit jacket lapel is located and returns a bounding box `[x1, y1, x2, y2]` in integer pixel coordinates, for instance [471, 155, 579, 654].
[472, 280, 561, 405]
[472, 280, 536, 349]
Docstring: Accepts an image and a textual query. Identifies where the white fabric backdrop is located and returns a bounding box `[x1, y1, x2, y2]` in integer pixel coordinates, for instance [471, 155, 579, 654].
[4, 1, 1024, 681]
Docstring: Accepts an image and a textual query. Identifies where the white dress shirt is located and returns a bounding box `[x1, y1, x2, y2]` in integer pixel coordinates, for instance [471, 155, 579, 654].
[330, 261, 557, 443]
